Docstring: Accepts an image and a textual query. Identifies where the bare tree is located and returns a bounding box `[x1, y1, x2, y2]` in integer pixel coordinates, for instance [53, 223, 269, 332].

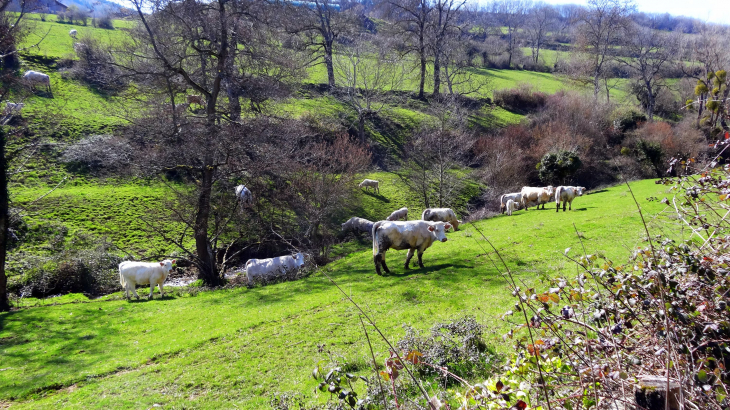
[283, 0, 356, 89]
[525, 3, 557, 67]
[333, 34, 407, 143]
[120, 0, 301, 285]
[439, 30, 491, 96]
[489, 0, 530, 69]
[616, 23, 677, 120]
[429, 0, 466, 97]
[574, 0, 634, 100]
[385, 0, 433, 99]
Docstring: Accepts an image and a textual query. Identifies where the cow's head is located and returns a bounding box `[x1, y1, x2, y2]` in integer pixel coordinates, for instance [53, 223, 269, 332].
[294, 253, 305, 268]
[427, 222, 451, 242]
[159, 259, 176, 270]
[576, 187, 586, 196]
[545, 185, 555, 195]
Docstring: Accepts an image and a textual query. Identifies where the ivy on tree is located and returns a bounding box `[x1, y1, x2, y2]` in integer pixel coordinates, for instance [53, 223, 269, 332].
[537, 151, 582, 185]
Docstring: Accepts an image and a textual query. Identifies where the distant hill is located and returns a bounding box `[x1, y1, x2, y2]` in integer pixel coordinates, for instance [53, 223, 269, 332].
[9, 0, 125, 17]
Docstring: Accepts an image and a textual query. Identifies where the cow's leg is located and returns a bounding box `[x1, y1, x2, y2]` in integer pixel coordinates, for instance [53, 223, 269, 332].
[556, 201, 560, 212]
[404, 249, 415, 269]
[417, 249, 425, 269]
[380, 252, 390, 274]
[131, 285, 140, 300]
[158, 283, 165, 299]
[568, 199, 572, 211]
[148, 283, 155, 299]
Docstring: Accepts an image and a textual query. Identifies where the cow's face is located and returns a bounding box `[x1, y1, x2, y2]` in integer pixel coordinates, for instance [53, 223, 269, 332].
[576, 187, 586, 196]
[427, 223, 450, 242]
[545, 185, 555, 195]
[294, 253, 305, 267]
[160, 260, 174, 270]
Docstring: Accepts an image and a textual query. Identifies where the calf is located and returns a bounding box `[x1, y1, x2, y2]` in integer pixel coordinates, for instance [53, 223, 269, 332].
[520, 186, 554, 210]
[499, 192, 522, 213]
[244, 253, 305, 283]
[119, 259, 176, 300]
[341, 217, 374, 238]
[386, 207, 408, 221]
[372, 220, 451, 275]
[421, 208, 462, 231]
[69, 29, 77, 38]
[555, 186, 586, 212]
[358, 179, 380, 194]
[506, 199, 519, 216]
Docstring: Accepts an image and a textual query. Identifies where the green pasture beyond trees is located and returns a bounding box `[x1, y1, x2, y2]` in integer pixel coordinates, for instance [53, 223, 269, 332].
[0, 179, 687, 409]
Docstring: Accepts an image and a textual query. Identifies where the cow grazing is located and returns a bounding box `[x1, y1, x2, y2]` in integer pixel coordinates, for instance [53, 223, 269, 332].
[4, 102, 23, 116]
[186, 94, 205, 107]
[244, 253, 305, 283]
[341, 217, 374, 238]
[386, 207, 408, 221]
[555, 186, 586, 212]
[23, 70, 51, 93]
[119, 259, 176, 300]
[520, 186, 554, 210]
[506, 199, 519, 216]
[372, 220, 451, 275]
[421, 208, 462, 231]
[358, 179, 380, 194]
[500, 192, 522, 213]
[235, 184, 253, 207]
[69, 29, 77, 38]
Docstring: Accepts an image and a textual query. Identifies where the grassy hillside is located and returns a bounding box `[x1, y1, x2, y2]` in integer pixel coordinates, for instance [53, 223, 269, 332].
[0, 179, 683, 408]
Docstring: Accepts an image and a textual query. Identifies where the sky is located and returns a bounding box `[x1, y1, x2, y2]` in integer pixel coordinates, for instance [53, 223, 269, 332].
[539, 0, 730, 25]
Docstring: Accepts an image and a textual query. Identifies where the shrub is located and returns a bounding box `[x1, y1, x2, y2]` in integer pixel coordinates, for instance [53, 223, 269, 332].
[61, 134, 134, 175]
[96, 14, 114, 29]
[612, 109, 646, 133]
[492, 83, 547, 113]
[536, 150, 582, 185]
[71, 35, 126, 91]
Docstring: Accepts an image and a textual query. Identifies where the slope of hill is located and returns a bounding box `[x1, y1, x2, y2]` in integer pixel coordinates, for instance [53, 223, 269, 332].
[0, 179, 681, 408]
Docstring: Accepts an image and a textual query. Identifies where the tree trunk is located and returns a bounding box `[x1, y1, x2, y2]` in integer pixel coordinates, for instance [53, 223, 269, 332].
[696, 93, 705, 128]
[432, 50, 441, 97]
[0, 129, 8, 312]
[194, 165, 221, 285]
[325, 40, 335, 89]
[418, 37, 426, 99]
[645, 80, 655, 121]
[358, 115, 365, 144]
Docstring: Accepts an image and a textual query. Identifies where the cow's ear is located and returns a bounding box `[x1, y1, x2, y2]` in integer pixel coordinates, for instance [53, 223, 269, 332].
[159, 262, 164, 266]
[428, 225, 435, 232]
[172, 260, 176, 264]
[445, 223, 452, 230]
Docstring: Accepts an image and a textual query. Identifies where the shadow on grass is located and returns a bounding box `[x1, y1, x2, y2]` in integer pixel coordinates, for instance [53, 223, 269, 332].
[362, 191, 390, 202]
[589, 189, 609, 195]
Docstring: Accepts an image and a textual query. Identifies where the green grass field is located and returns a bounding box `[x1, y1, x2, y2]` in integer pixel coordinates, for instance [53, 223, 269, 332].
[0, 179, 685, 408]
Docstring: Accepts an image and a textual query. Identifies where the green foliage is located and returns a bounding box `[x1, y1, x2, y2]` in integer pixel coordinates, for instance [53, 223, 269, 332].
[613, 110, 647, 133]
[635, 139, 665, 178]
[537, 151, 582, 185]
[0, 180, 677, 408]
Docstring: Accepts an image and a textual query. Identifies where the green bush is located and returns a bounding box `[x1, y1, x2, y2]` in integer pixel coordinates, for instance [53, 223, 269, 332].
[536, 151, 582, 185]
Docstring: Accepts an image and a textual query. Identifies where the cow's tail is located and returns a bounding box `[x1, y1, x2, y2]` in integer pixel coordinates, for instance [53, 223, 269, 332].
[119, 265, 126, 288]
[372, 221, 385, 256]
[555, 186, 564, 204]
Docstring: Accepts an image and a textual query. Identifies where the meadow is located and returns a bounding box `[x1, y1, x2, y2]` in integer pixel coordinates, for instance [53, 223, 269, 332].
[0, 179, 686, 408]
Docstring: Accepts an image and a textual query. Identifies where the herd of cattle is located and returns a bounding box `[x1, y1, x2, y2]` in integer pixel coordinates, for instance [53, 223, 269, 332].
[117, 179, 588, 299]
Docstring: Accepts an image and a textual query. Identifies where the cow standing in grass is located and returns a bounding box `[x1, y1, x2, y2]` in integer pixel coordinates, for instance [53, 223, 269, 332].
[386, 207, 408, 221]
[358, 179, 379, 194]
[421, 208, 461, 231]
[555, 186, 586, 212]
[22, 70, 51, 93]
[341, 217, 374, 238]
[119, 259, 176, 300]
[372, 220, 451, 275]
[499, 192, 522, 213]
[520, 186, 554, 210]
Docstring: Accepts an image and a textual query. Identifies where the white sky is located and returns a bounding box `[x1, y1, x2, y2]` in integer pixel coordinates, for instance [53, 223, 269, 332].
[537, 0, 730, 25]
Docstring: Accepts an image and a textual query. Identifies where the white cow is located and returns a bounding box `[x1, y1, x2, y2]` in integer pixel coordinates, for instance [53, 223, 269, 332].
[505, 199, 519, 216]
[372, 220, 451, 275]
[358, 179, 380, 194]
[386, 207, 408, 221]
[555, 186, 586, 212]
[520, 186, 554, 210]
[235, 184, 253, 207]
[500, 192, 522, 214]
[421, 208, 462, 231]
[119, 259, 176, 300]
[4, 102, 23, 116]
[244, 253, 306, 283]
[341, 217, 374, 237]
[69, 29, 77, 38]
[23, 70, 51, 93]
